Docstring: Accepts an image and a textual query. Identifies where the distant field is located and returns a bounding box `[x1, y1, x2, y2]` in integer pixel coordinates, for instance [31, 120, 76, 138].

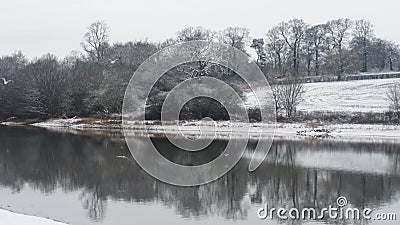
[245, 78, 400, 113]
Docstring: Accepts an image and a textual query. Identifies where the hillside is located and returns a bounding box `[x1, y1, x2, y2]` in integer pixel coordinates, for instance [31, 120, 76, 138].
[246, 78, 400, 113]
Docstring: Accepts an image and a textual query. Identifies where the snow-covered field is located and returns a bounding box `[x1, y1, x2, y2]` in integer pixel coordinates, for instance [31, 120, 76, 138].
[0, 209, 67, 225]
[246, 78, 400, 113]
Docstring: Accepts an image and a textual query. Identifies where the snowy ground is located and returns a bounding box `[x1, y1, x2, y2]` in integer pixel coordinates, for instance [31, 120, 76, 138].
[245, 78, 400, 113]
[17, 118, 400, 143]
[0, 209, 67, 225]
[29, 118, 121, 129]
[126, 122, 400, 143]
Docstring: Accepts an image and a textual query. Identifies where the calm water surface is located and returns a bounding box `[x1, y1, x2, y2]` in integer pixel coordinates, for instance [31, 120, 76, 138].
[0, 126, 399, 225]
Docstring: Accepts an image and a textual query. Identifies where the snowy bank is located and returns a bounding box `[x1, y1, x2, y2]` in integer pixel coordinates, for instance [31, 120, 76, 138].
[21, 118, 400, 143]
[0, 209, 67, 225]
[28, 118, 121, 129]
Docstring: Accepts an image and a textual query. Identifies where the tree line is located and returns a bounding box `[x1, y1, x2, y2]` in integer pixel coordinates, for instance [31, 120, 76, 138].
[0, 19, 399, 119]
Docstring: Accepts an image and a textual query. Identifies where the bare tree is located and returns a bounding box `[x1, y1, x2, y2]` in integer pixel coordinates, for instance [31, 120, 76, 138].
[386, 41, 400, 71]
[369, 38, 390, 70]
[176, 26, 213, 42]
[305, 24, 328, 76]
[175, 27, 215, 78]
[219, 27, 250, 76]
[387, 83, 400, 116]
[271, 85, 283, 116]
[278, 19, 308, 76]
[304, 36, 314, 77]
[64, 56, 105, 117]
[250, 38, 266, 68]
[81, 21, 110, 62]
[273, 79, 304, 118]
[327, 19, 352, 79]
[266, 27, 286, 75]
[352, 20, 374, 72]
[0, 52, 29, 117]
[219, 27, 249, 52]
[108, 41, 158, 68]
[26, 54, 67, 116]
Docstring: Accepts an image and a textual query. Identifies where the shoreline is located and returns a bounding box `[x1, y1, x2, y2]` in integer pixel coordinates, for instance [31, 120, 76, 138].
[1, 118, 400, 224]
[2, 118, 400, 143]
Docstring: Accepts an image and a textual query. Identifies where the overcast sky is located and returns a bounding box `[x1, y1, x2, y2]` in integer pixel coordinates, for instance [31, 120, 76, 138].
[1, 0, 399, 58]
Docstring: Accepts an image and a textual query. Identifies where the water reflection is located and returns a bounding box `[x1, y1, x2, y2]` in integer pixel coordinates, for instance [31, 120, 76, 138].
[0, 126, 399, 224]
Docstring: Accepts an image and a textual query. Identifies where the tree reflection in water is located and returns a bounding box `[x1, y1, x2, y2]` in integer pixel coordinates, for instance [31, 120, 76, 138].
[0, 126, 399, 223]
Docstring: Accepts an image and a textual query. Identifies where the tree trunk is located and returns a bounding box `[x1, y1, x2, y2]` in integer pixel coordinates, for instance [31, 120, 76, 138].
[306, 49, 311, 76]
[338, 43, 344, 81]
[293, 48, 297, 76]
[362, 39, 368, 72]
[277, 54, 282, 74]
[389, 57, 394, 71]
[315, 48, 320, 76]
[296, 49, 300, 76]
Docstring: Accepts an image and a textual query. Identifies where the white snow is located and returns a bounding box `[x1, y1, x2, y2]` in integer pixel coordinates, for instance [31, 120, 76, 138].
[26, 118, 400, 142]
[31, 118, 83, 128]
[299, 78, 400, 112]
[31, 118, 121, 129]
[245, 78, 400, 113]
[120, 121, 400, 143]
[0, 209, 67, 225]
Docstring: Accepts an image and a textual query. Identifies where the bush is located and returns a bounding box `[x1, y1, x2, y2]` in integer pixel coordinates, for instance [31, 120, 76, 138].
[387, 83, 400, 116]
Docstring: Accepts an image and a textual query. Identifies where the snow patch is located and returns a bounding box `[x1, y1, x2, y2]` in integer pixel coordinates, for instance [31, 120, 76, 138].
[0, 209, 67, 225]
